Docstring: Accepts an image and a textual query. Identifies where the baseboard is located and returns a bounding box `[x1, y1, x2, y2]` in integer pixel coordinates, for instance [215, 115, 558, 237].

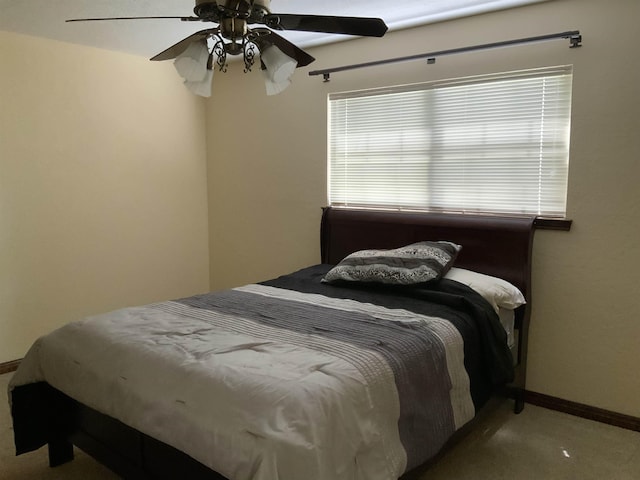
[0, 359, 21, 375]
[525, 390, 640, 432]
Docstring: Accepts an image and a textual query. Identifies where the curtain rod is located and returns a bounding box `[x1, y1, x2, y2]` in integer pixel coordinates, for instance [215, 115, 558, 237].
[309, 30, 582, 82]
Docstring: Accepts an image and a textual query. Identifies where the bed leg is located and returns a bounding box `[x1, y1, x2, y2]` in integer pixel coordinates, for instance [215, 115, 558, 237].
[514, 389, 525, 414]
[48, 439, 74, 467]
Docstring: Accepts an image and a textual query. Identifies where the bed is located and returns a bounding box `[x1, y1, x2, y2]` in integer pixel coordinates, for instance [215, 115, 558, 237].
[8, 207, 535, 480]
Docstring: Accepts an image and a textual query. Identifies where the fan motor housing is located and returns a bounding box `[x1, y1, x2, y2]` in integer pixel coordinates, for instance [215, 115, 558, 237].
[193, 1, 221, 20]
[220, 17, 248, 41]
[194, 1, 271, 20]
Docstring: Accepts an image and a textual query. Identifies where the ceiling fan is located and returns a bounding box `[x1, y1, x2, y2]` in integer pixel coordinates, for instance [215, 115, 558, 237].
[67, 0, 388, 96]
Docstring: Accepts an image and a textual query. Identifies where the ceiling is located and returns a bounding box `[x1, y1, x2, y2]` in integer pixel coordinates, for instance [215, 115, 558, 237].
[0, 0, 547, 59]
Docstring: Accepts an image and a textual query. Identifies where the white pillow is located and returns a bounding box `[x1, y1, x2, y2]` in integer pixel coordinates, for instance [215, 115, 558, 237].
[444, 267, 526, 313]
[498, 308, 516, 349]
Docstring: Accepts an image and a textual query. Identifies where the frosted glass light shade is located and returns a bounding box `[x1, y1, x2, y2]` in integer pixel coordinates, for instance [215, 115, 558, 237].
[261, 45, 297, 83]
[173, 40, 210, 82]
[262, 69, 291, 96]
[184, 69, 214, 97]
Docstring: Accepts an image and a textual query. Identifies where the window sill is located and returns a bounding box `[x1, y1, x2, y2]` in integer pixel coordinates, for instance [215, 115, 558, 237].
[534, 217, 572, 231]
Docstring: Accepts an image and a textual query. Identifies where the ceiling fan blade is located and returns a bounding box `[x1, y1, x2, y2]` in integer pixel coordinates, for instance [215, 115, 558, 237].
[150, 29, 219, 61]
[66, 16, 201, 23]
[264, 14, 388, 37]
[253, 28, 315, 68]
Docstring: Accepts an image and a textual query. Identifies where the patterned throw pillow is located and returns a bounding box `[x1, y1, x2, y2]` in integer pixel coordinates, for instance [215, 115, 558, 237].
[322, 241, 461, 285]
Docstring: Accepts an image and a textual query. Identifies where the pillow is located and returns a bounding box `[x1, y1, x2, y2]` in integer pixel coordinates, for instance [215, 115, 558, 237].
[444, 267, 526, 313]
[322, 241, 461, 286]
[498, 308, 516, 349]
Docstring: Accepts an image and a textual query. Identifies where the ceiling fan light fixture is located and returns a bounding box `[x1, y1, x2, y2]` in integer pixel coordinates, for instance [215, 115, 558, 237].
[260, 44, 298, 84]
[184, 68, 214, 98]
[173, 39, 210, 82]
[66, 1, 389, 95]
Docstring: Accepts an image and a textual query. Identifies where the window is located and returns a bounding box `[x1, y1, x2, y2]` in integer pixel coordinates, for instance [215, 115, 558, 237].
[328, 66, 573, 217]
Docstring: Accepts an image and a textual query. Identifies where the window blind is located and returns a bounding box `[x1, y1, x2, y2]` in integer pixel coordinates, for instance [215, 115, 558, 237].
[328, 66, 573, 217]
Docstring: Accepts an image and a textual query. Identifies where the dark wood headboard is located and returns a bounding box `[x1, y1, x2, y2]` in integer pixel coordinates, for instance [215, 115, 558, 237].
[321, 207, 535, 302]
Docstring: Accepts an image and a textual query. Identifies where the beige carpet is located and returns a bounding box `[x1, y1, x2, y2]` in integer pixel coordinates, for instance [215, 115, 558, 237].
[2, 371, 640, 479]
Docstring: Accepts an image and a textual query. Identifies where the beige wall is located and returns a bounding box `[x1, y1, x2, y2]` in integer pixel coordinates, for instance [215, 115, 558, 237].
[206, 0, 640, 416]
[0, 32, 210, 363]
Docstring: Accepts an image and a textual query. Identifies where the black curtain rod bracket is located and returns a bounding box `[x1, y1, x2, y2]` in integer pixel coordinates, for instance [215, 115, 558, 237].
[310, 30, 582, 82]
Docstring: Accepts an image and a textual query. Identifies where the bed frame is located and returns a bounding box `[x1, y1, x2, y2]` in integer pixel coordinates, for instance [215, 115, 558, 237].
[28, 207, 536, 479]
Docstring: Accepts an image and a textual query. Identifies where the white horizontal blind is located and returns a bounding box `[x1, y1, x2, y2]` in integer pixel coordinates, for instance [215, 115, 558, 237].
[328, 66, 573, 216]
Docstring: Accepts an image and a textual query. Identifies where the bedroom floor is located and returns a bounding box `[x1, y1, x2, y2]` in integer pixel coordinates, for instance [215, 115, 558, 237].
[1, 373, 639, 480]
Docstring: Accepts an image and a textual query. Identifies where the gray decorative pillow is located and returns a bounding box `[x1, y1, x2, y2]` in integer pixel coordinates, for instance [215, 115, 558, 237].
[322, 241, 462, 285]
